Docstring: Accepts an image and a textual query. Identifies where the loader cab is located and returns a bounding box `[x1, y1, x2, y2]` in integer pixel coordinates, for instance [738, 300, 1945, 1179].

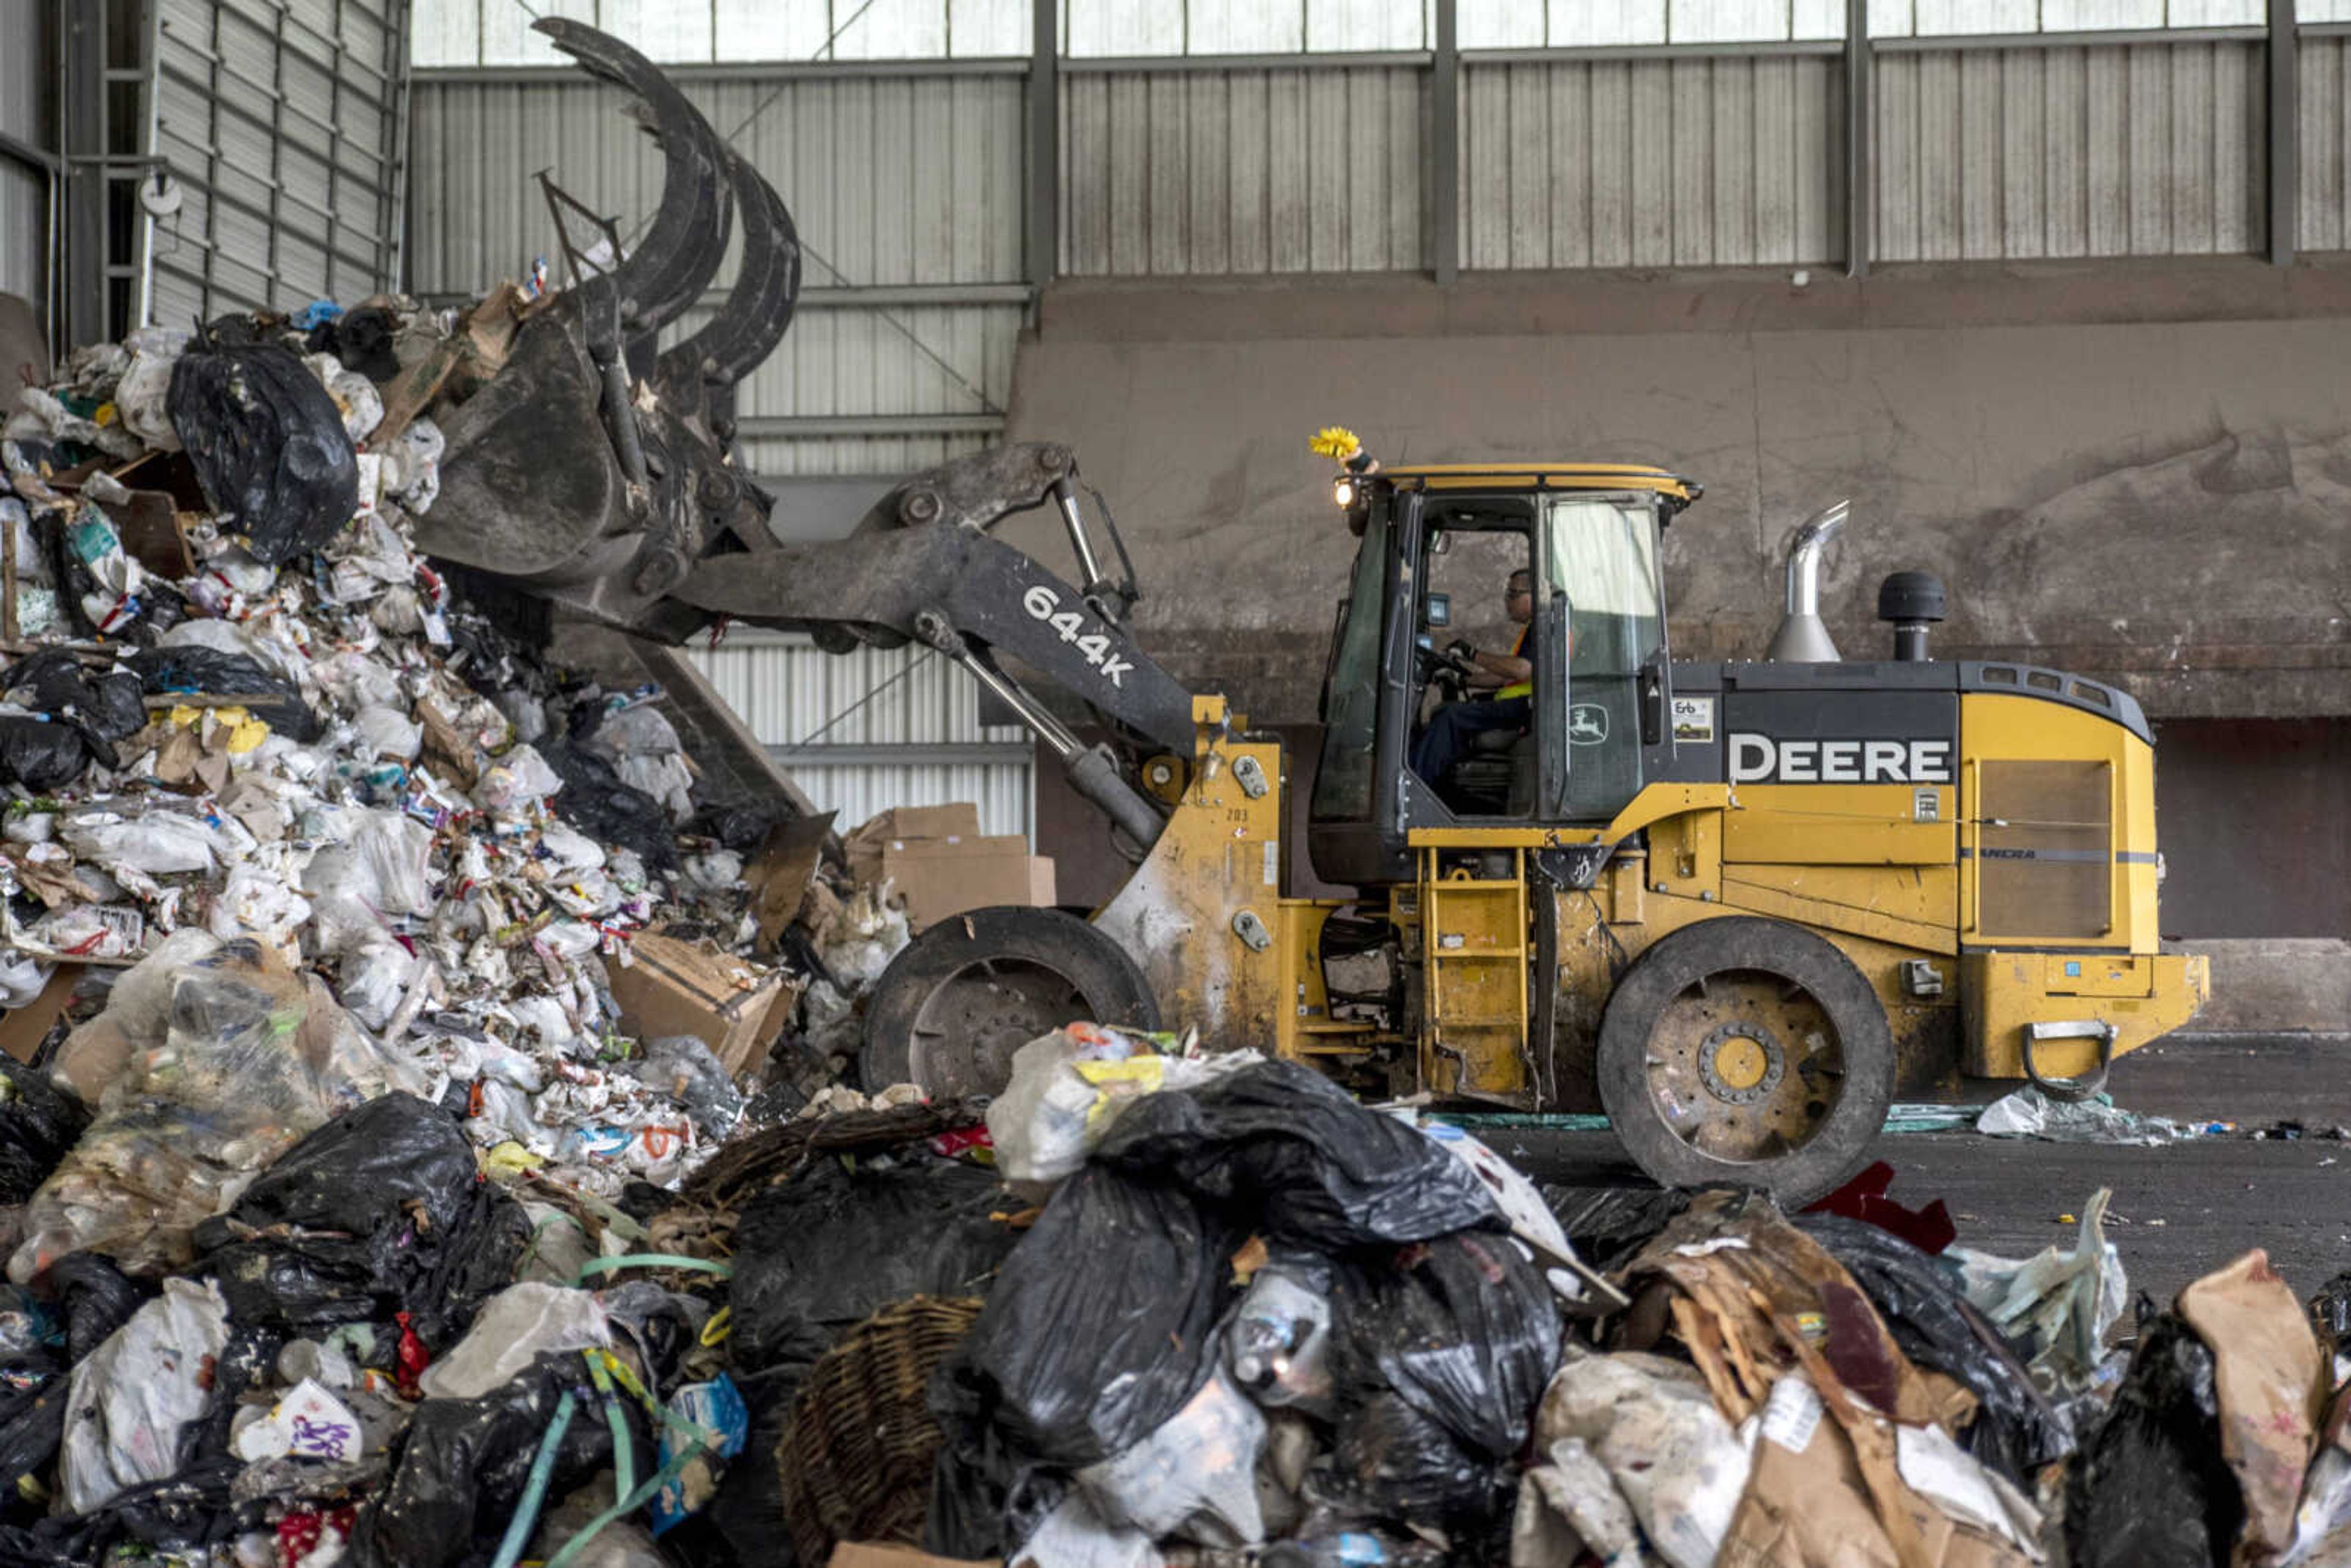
[1308, 465, 1698, 887]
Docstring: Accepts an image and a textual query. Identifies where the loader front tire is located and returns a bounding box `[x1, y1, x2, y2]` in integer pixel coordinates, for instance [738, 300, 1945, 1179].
[1595, 917, 1893, 1206]
[861, 906, 1161, 1101]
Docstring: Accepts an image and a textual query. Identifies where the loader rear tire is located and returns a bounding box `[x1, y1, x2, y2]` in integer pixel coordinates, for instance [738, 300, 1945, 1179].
[861, 906, 1161, 1101]
[1594, 917, 1892, 1206]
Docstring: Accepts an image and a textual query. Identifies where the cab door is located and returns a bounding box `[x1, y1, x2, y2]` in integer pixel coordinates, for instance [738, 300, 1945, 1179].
[1535, 490, 1674, 825]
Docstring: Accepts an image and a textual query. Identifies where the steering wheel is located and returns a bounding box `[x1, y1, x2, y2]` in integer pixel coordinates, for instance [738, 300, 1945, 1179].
[1415, 639, 1481, 697]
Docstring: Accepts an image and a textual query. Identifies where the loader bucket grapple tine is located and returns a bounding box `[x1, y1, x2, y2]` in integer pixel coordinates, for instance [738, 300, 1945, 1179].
[659, 148, 801, 410]
[533, 17, 732, 340]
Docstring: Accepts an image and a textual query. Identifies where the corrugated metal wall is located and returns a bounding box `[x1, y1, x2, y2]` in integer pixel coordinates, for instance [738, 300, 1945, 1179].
[0, 0, 51, 318]
[408, 67, 1023, 475]
[1459, 54, 1840, 268]
[681, 635, 1036, 838]
[145, 0, 408, 324]
[1875, 39, 2262, 260]
[1058, 65, 1426, 275]
[2302, 33, 2351, 251]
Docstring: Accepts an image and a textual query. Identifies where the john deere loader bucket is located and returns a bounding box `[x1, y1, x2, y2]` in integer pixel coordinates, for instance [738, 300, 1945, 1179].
[411, 18, 799, 642]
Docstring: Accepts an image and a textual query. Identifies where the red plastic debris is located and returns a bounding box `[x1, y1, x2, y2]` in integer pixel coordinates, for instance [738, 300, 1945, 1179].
[276, 1504, 355, 1567]
[392, 1310, 431, 1400]
[1802, 1160, 1957, 1255]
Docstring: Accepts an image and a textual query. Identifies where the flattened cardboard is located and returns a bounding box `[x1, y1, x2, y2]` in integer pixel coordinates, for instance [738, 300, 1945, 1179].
[827, 1545, 997, 1568]
[606, 926, 800, 1081]
[0, 964, 80, 1065]
[747, 811, 834, 953]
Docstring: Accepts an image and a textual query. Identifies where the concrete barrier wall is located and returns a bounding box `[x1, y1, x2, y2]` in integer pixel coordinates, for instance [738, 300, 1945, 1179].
[1003, 260, 2351, 729]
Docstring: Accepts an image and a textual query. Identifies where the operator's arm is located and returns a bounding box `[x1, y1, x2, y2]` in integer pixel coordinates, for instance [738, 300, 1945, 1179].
[1466, 645, 1532, 691]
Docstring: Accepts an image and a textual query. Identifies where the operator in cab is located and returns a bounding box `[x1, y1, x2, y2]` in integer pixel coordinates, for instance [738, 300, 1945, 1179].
[1412, 567, 1535, 784]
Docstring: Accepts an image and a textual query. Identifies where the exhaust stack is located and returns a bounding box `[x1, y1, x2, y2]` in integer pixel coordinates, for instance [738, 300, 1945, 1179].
[1763, 500, 1848, 663]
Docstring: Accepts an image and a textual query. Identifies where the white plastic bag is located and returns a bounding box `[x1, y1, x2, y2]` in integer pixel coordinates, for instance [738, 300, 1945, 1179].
[58, 1277, 231, 1514]
[417, 1283, 611, 1401]
[1075, 1364, 1265, 1547]
[63, 809, 227, 876]
[476, 745, 563, 814]
[1536, 1351, 1752, 1568]
[352, 703, 422, 762]
[987, 1027, 1264, 1185]
[301, 809, 433, 956]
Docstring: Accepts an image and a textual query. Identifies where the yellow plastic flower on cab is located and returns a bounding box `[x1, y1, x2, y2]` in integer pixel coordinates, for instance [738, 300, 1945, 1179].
[1309, 426, 1362, 462]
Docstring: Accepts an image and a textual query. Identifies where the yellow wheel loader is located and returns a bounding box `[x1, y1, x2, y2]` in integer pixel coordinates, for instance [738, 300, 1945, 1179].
[409, 20, 2209, 1202]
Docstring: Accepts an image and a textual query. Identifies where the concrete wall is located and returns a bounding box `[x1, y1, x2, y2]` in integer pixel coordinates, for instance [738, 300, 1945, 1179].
[1003, 257, 2351, 731]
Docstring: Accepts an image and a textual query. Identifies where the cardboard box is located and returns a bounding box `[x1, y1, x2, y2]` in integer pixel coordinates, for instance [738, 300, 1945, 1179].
[605, 926, 801, 1081]
[885, 836, 1057, 931]
[844, 802, 984, 886]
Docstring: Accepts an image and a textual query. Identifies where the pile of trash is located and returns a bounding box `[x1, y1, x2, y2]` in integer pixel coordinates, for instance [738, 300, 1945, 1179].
[0, 301, 934, 1561]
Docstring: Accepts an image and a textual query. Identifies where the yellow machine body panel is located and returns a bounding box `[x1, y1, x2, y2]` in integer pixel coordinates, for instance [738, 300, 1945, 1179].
[1090, 699, 1289, 1048]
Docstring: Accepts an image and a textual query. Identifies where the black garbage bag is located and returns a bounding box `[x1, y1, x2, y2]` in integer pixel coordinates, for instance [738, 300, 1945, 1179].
[0, 1055, 87, 1205]
[1324, 1388, 1501, 1531]
[1090, 1059, 1501, 1253]
[309, 306, 400, 382]
[192, 1093, 528, 1348]
[661, 1362, 804, 1568]
[128, 645, 321, 742]
[0, 1454, 242, 1567]
[2064, 1310, 2244, 1568]
[0, 1255, 158, 1540]
[2, 650, 144, 739]
[48, 1253, 148, 1364]
[0, 650, 145, 774]
[0, 1377, 66, 1526]
[1545, 1184, 1692, 1274]
[729, 1155, 1016, 1375]
[1798, 1212, 2074, 1479]
[166, 337, 358, 565]
[2310, 1270, 2351, 1357]
[542, 738, 676, 871]
[1327, 1230, 1559, 1464]
[350, 1351, 648, 1568]
[943, 1164, 1239, 1472]
[0, 718, 97, 792]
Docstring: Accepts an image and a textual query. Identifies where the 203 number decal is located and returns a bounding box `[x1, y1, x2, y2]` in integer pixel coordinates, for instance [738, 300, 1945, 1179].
[1022, 585, 1134, 688]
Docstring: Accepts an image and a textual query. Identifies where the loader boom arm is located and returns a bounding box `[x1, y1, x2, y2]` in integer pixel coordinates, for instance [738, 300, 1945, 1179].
[675, 444, 1197, 756]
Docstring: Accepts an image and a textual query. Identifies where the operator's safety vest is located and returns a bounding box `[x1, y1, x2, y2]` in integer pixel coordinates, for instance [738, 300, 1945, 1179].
[1498, 623, 1532, 700]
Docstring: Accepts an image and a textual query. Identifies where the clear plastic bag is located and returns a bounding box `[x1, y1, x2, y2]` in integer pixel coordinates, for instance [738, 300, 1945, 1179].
[8, 940, 426, 1282]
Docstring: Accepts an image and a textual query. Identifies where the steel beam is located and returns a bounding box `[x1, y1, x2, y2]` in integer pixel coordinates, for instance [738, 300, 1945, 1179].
[411, 56, 1029, 84]
[62, 0, 105, 349]
[735, 413, 1007, 438]
[1431, 0, 1458, 286]
[1873, 24, 2263, 52]
[768, 741, 1037, 767]
[1844, 0, 1870, 280]
[1060, 48, 1431, 73]
[2270, 0, 2297, 268]
[1027, 0, 1057, 294]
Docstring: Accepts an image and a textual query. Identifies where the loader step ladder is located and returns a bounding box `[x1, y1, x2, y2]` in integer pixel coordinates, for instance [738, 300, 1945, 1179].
[1419, 848, 1532, 1100]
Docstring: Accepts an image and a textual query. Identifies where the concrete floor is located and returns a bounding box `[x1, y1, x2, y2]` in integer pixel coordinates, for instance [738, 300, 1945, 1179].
[1516, 1032, 2351, 1306]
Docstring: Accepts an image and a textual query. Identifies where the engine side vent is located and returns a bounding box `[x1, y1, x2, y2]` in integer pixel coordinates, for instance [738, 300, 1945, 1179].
[1974, 759, 2112, 939]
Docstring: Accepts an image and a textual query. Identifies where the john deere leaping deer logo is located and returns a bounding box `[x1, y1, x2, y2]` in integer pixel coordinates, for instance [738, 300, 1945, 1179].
[1569, 703, 1609, 745]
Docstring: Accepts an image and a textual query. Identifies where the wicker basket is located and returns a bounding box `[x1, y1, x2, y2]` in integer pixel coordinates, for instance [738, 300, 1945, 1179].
[776, 1293, 984, 1565]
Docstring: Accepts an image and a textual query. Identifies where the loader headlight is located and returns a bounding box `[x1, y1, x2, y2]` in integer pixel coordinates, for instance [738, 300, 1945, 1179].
[1332, 476, 1356, 508]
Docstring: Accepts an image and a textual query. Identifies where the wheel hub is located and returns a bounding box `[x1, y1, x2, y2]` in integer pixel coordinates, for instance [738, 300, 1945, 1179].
[1698, 1021, 1784, 1104]
[905, 958, 1090, 1100]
